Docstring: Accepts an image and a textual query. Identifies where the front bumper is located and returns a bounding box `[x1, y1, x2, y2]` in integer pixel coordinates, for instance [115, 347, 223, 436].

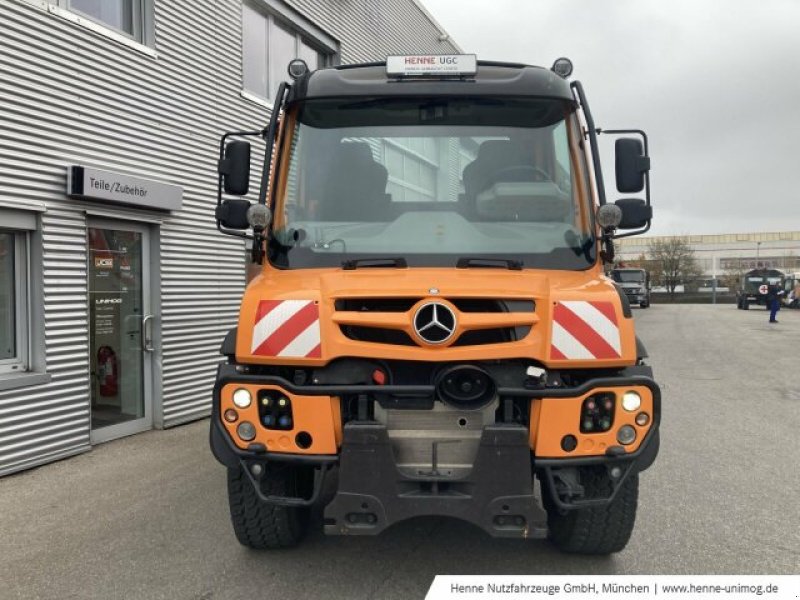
[210, 366, 661, 534]
[624, 291, 646, 303]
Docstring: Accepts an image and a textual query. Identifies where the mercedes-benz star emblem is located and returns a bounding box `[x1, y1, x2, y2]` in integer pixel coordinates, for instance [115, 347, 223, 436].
[413, 302, 457, 345]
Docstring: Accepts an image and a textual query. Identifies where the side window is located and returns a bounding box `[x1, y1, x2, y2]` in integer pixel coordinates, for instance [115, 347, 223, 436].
[242, 4, 331, 102]
[0, 231, 28, 374]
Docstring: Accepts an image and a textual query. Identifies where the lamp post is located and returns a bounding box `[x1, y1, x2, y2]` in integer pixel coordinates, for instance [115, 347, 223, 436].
[756, 241, 762, 269]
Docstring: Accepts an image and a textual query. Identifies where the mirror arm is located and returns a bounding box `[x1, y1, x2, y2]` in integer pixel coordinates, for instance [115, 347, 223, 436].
[600, 230, 616, 264]
[258, 82, 290, 207]
[571, 80, 607, 206]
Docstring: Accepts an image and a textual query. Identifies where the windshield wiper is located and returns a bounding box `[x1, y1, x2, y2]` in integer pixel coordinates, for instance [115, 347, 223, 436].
[456, 257, 523, 270]
[342, 257, 408, 270]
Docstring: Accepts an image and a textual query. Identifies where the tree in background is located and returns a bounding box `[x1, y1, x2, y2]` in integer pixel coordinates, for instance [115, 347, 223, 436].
[720, 258, 747, 292]
[648, 237, 702, 300]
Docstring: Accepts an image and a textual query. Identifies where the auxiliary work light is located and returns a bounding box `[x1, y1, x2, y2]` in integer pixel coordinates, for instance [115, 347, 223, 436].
[551, 57, 573, 78]
[247, 203, 272, 229]
[288, 58, 309, 79]
[596, 204, 623, 229]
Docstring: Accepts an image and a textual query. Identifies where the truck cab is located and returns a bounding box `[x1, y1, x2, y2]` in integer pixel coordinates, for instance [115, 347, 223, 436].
[737, 268, 785, 310]
[210, 56, 659, 555]
[611, 268, 651, 308]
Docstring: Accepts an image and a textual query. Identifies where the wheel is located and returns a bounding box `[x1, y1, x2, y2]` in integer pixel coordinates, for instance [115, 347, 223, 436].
[227, 463, 312, 549]
[640, 301, 649, 308]
[736, 297, 742, 309]
[542, 467, 639, 555]
[743, 299, 749, 310]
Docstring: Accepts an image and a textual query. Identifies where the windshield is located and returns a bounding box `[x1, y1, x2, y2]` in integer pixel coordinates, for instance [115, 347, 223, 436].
[270, 97, 596, 269]
[612, 271, 645, 283]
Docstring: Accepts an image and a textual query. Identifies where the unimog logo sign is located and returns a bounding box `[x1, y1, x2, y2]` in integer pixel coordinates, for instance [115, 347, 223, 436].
[67, 165, 183, 211]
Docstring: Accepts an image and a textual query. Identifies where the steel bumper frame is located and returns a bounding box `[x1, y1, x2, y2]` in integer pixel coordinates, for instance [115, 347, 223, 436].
[209, 365, 661, 527]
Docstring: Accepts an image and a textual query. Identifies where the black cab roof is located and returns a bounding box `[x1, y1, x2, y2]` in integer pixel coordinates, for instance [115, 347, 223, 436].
[286, 61, 575, 105]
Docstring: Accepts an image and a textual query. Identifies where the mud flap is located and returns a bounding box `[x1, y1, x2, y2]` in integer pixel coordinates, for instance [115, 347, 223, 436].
[324, 423, 547, 538]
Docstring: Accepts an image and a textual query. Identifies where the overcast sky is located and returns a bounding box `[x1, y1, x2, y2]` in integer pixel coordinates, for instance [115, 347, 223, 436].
[422, 0, 800, 236]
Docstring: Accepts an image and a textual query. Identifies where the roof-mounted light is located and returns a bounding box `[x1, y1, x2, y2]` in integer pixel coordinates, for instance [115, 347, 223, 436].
[551, 57, 573, 79]
[288, 58, 309, 80]
[386, 54, 477, 77]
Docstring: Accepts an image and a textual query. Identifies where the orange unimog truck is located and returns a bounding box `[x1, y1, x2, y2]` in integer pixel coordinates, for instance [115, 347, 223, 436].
[210, 55, 659, 554]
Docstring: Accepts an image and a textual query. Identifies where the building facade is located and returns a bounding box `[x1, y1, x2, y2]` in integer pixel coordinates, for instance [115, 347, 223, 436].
[616, 231, 800, 280]
[0, 0, 459, 476]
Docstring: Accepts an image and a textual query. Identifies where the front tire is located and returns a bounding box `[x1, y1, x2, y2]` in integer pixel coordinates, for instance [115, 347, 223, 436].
[543, 467, 639, 555]
[227, 463, 311, 549]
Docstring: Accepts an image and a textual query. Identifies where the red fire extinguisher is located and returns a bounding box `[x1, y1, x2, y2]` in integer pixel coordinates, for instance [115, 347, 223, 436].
[97, 345, 118, 397]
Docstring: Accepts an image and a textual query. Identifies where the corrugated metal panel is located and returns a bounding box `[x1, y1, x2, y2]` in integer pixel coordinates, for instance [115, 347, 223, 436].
[284, 0, 461, 63]
[0, 0, 459, 475]
[0, 207, 91, 476]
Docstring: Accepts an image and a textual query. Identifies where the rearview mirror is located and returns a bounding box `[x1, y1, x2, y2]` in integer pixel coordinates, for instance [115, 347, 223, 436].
[615, 198, 652, 230]
[216, 199, 251, 230]
[219, 141, 251, 196]
[615, 138, 649, 193]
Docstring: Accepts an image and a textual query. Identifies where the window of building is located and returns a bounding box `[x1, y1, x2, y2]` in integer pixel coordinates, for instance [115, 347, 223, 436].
[242, 3, 331, 102]
[0, 231, 28, 374]
[55, 0, 154, 46]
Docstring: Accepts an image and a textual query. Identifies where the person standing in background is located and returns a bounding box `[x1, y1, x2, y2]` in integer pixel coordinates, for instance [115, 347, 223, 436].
[766, 283, 783, 323]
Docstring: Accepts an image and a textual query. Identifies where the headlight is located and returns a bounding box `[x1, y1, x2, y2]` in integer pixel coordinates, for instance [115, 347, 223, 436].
[232, 388, 252, 408]
[621, 391, 641, 412]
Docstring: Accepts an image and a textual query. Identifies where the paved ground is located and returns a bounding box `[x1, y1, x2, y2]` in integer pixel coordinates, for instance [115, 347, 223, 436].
[2, 304, 799, 599]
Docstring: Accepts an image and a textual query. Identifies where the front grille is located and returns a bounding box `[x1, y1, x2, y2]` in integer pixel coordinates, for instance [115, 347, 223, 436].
[335, 298, 417, 312]
[341, 325, 417, 346]
[335, 297, 535, 313]
[335, 297, 535, 348]
[452, 326, 531, 346]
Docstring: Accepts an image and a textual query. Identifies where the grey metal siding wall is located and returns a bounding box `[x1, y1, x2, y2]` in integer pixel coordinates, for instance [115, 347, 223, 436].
[0, 0, 457, 476]
[0, 0, 261, 474]
[284, 0, 460, 63]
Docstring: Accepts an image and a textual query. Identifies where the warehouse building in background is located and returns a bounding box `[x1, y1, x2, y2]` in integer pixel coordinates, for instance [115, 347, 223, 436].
[616, 231, 800, 280]
[0, 0, 459, 476]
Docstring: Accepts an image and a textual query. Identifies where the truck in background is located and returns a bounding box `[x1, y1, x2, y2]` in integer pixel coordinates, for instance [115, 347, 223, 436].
[782, 272, 800, 308]
[736, 268, 784, 310]
[611, 268, 650, 308]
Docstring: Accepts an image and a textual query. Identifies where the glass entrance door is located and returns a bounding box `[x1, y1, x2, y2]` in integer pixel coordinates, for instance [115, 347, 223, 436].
[88, 221, 153, 443]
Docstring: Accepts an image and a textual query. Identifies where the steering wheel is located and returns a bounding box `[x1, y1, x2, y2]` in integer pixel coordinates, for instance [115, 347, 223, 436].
[485, 165, 552, 188]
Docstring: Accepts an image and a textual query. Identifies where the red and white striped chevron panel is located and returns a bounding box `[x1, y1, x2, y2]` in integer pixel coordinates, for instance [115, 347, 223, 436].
[551, 301, 621, 360]
[251, 300, 321, 358]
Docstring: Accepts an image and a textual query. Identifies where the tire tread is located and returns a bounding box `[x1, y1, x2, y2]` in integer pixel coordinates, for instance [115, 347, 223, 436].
[545, 469, 639, 555]
[227, 465, 309, 549]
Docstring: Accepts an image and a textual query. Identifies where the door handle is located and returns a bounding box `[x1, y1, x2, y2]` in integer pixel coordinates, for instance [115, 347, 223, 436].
[142, 314, 155, 352]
